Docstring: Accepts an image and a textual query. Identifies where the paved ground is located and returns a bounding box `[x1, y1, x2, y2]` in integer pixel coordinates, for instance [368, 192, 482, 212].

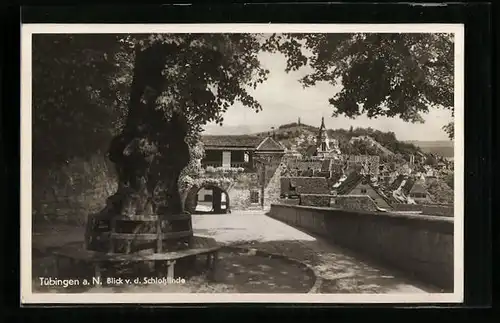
[192, 211, 439, 293]
[31, 210, 440, 294]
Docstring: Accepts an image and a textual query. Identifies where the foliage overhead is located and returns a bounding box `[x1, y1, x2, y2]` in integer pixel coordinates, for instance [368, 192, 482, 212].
[33, 33, 269, 168]
[34, 32, 454, 169]
[263, 33, 454, 138]
[32, 34, 131, 167]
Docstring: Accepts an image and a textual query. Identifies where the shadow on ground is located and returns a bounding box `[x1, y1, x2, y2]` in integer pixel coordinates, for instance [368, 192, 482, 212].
[32, 220, 439, 294]
[32, 243, 315, 294]
[236, 239, 440, 294]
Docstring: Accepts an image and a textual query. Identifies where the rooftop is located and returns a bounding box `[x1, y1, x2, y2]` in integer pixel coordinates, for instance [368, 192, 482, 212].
[201, 135, 264, 148]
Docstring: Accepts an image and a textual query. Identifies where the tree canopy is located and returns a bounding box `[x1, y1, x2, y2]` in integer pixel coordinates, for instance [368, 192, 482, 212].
[263, 33, 454, 138]
[33, 33, 269, 168]
[33, 32, 454, 169]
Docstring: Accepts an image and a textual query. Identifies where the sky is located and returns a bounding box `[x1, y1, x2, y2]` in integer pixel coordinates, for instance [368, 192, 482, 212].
[203, 51, 454, 142]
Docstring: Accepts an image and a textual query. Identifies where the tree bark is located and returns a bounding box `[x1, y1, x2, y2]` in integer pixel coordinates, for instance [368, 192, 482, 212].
[90, 43, 191, 252]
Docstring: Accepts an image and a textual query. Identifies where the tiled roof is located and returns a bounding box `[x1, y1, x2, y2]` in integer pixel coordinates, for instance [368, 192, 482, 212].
[402, 178, 416, 195]
[389, 174, 406, 191]
[305, 145, 317, 156]
[410, 180, 427, 194]
[281, 177, 329, 195]
[329, 173, 342, 188]
[201, 135, 263, 148]
[256, 137, 285, 151]
[336, 172, 364, 195]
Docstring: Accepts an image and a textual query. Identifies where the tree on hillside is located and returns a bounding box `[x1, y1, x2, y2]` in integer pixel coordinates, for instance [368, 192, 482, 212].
[348, 139, 378, 155]
[443, 172, 454, 189]
[426, 179, 454, 204]
[264, 33, 454, 139]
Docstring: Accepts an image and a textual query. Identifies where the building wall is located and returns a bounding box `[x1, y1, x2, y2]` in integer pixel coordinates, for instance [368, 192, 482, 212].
[226, 153, 284, 210]
[227, 172, 260, 210]
[202, 149, 254, 169]
[349, 182, 392, 209]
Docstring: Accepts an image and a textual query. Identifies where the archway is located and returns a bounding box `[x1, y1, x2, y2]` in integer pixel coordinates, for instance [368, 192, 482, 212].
[185, 185, 231, 214]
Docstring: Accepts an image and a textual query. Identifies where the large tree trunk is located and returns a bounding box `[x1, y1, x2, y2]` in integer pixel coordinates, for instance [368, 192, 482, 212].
[90, 43, 191, 252]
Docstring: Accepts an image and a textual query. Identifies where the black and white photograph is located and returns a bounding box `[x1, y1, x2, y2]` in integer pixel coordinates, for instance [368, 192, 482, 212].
[21, 24, 464, 304]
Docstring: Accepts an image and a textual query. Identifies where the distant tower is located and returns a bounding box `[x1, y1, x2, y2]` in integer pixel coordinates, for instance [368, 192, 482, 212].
[298, 117, 301, 126]
[317, 117, 330, 154]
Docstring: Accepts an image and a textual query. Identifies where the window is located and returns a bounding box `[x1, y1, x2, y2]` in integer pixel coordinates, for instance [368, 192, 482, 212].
[231, 150, 245, 162]
[361, 188, 367, 194]
[250, 190, 259, 204]
[321, 142, 326, 151]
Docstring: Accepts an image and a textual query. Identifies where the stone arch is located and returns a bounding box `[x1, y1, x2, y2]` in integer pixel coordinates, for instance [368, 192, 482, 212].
[184, 183, 231, 214]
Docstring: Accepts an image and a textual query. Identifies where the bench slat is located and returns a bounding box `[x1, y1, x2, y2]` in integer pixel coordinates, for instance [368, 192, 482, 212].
[54, 246, 220, 262]
[111, 214, 192, 221]
[110, 230, 192, 241]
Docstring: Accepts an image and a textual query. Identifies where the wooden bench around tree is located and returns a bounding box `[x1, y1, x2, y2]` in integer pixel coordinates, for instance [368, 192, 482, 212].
[84, 214, 195, 254]
[53, 243, 220, 282]
[58, 214, 222, 283]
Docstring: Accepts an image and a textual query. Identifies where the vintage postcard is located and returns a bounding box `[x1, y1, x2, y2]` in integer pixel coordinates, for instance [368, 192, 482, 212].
[21, 23, 464, 304]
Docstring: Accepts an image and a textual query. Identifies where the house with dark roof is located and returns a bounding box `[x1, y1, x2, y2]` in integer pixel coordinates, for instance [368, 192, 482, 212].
[201, 135, 285, 170]
[182, 134, 286, 213]
[405, 178, 430, 203]
[389, 174, 406, 192]
[336, 172, 393, 209]
[280, 177, 329, 197]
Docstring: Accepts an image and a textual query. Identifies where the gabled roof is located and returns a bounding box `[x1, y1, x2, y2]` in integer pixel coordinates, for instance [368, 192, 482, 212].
[305, 145, 317, 156]
[256, 136, 285, 152]
[329, 172, 342, 188]
[336, 172, 365, 195]
[409, 180, 427, 194]
[389, 174, 406, 191]
[281, 177, 329, 195]
[335, 171, 394, 207]
[201, 135, 265, 149]
[401, 178, 416, 195]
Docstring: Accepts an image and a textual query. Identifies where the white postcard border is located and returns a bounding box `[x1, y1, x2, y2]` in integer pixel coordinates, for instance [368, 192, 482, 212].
[21, 23, 465, 304]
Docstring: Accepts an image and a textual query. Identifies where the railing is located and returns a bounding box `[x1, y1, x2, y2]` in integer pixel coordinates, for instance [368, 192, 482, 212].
[202, 161, 253, 170]
[202, 161, 222, 168]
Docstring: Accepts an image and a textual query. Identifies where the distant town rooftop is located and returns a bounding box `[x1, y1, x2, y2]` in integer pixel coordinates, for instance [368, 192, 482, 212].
[201, 135, 284, 151]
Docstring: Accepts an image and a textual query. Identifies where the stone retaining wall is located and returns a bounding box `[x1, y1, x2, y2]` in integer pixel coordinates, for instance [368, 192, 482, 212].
[32, 155, 117, 225]
[422, 205, 454, 217]
[392, 204, 423, 212]
[268, 204, 454, 291]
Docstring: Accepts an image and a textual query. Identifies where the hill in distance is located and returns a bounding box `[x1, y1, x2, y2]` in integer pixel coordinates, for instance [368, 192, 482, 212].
[205, 121, 453, 159]
[406, 140, 454, 157]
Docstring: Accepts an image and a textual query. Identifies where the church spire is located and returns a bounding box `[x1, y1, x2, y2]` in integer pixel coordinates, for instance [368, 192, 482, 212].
[320, 116, 325, 129]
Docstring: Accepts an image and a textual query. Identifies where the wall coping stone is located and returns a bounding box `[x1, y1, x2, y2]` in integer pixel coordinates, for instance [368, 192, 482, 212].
[271, 204, 453, 234]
